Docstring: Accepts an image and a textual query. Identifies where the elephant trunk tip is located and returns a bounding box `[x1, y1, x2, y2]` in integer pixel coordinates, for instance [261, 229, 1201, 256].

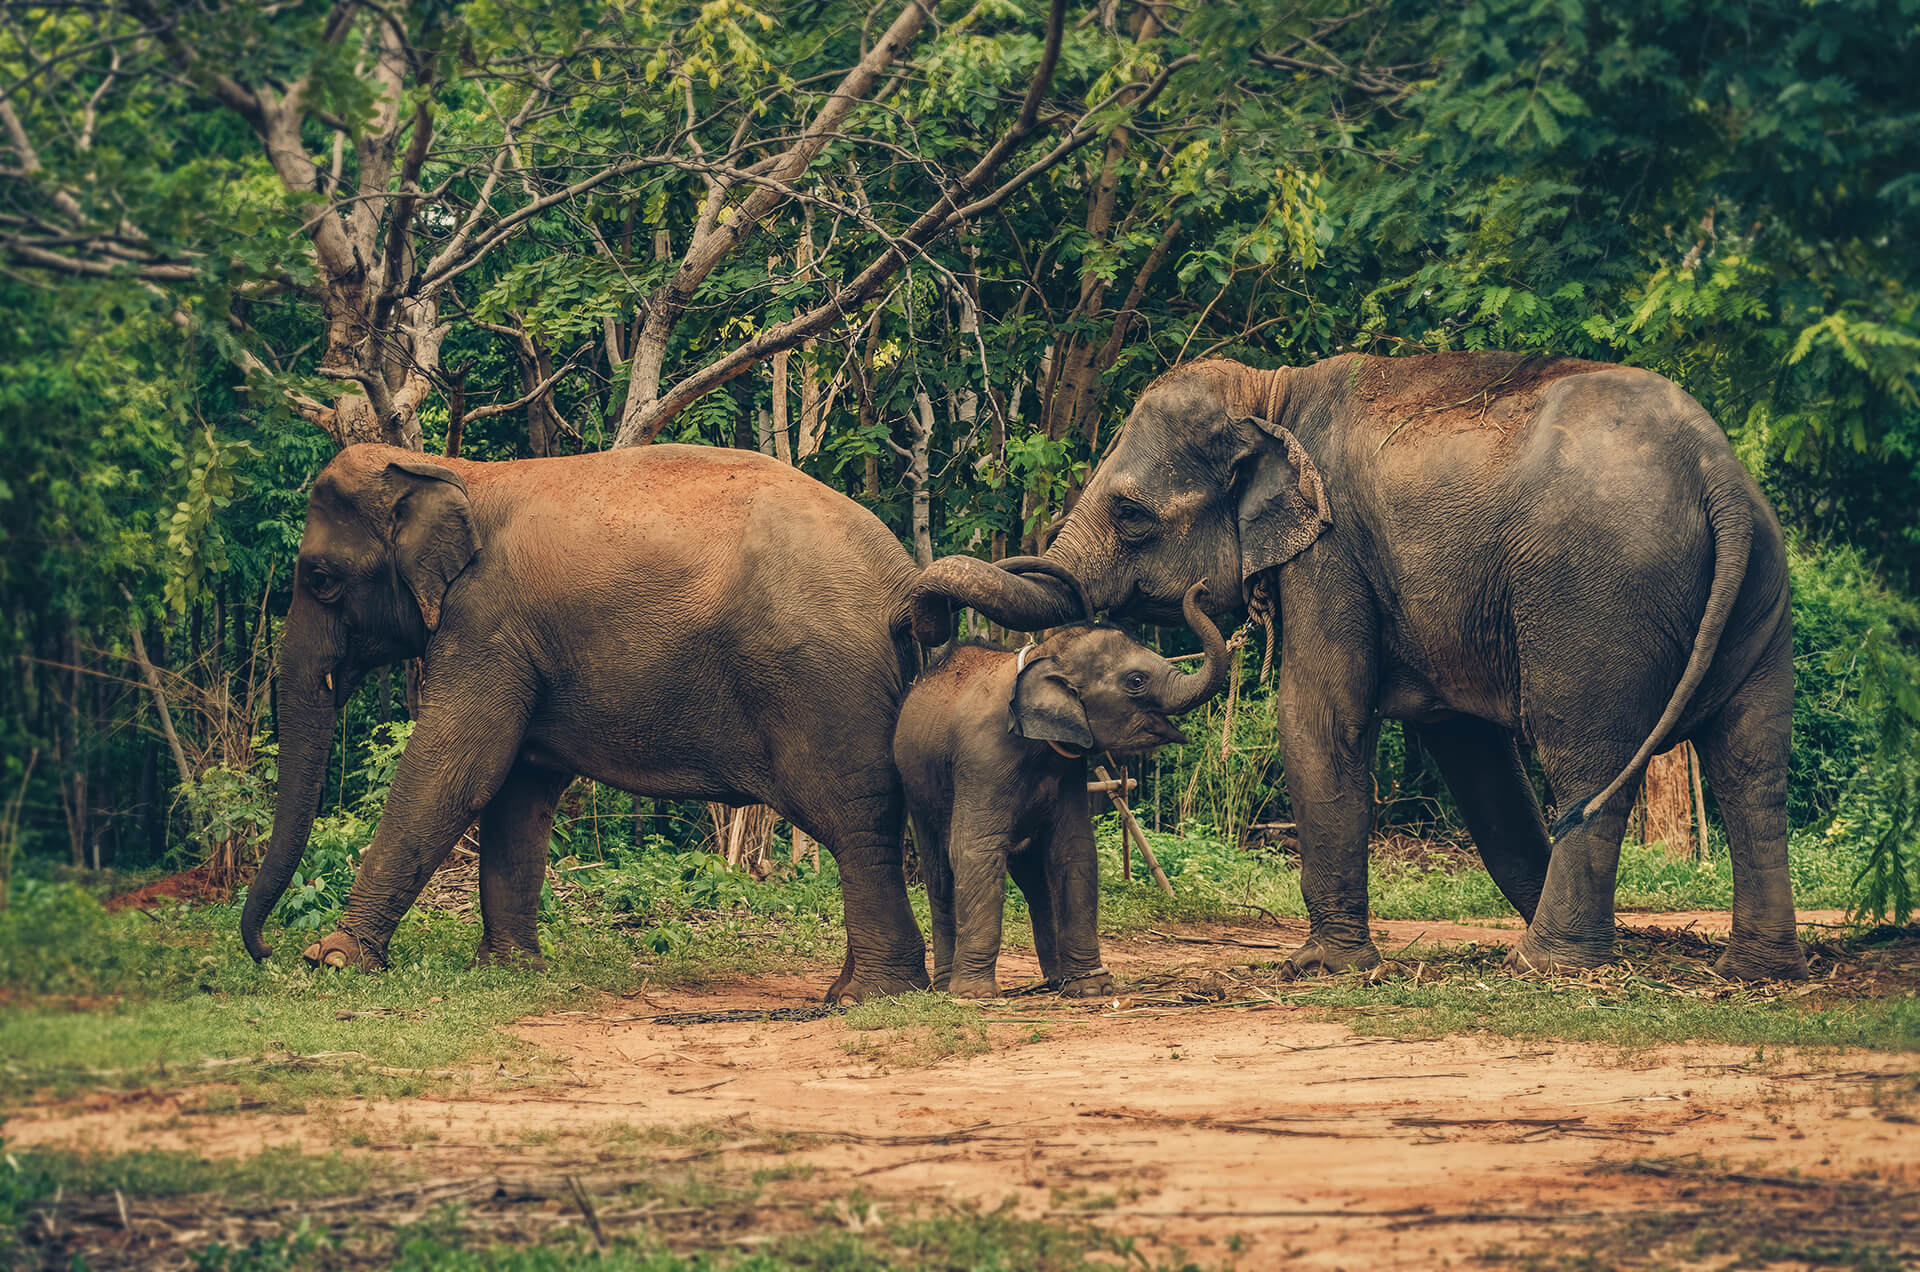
[1166, 580, 1233, 714]
[240, 894, 274, 962]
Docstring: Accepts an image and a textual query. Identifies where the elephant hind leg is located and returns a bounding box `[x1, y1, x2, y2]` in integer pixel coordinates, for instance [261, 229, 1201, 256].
[1693, 644, 1807, 981]
[915, 811, 957, 991]
[1006, 838, 1059, 985]
[1418, 718, 1551, 923]
[1511, 709, 1647, 972]
[471, 765, 572, 969]
[788, 773, 929, 1003]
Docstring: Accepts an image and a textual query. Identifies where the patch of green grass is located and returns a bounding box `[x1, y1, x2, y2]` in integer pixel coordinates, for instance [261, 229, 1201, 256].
[0, 861, 847, 1106]
[1057, 821, 1870, 937]
[1268, 943, 1920, 1051]
[4, 1145, 372, 1203]
[841, 992, 991, 1066]
[0, 896, 650, 1104]
[9, 1143, 1193, 1272]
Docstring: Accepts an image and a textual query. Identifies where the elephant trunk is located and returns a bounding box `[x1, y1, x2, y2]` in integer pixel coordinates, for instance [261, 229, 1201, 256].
[910, 553, 1083, 643]
[240, 661, 338, 961]
[996, 555, 1094, 623]
[1163, 581, 1233, 715]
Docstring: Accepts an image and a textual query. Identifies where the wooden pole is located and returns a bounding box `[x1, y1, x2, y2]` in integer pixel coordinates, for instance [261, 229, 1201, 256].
[1097, 763, 1171, 896]
[1687, 742, 1709, 863]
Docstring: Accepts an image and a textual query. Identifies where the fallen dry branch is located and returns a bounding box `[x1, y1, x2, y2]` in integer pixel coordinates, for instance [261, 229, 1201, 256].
[1081, 1108, 1388, 1140]
[1393, 1114, 1671, 1144]
[1146, 928, 1291, 950]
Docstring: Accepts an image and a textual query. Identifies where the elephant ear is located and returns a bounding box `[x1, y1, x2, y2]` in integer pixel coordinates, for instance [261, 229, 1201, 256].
[385, 456, 478, 632]
[1009, 657, 1095, 751]
[1233, 416, 1333, 582]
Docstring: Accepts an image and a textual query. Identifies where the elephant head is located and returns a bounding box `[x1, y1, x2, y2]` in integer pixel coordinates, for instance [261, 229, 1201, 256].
[912, 361, 1329, 640]
[240, 445, 478, 961]
[1010, 582, 1231, 754]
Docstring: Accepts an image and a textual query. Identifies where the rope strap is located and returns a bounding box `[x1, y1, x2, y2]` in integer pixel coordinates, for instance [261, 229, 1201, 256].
[1218, 578, 1276, 764]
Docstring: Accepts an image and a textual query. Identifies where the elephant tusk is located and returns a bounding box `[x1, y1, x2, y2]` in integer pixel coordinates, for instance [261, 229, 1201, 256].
[324, 672, 334, 693]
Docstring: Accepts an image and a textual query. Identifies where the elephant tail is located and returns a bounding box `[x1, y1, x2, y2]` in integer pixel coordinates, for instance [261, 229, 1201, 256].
[1552, 482, 1754, 838]
[889, 592, 928, 688]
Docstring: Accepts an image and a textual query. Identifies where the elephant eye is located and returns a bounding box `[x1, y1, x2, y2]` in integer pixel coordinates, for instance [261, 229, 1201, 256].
[306, 563, 342, 601]
[1111, 496, 1156, 539]
[1124, 671, 1151, 694]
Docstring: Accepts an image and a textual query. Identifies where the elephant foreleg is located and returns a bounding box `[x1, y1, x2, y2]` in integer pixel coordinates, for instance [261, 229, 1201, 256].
[915, 812, 957, 992]
[313, 673, 531, 970]
[1277, 666, 1382, 977]
[1417, 718, 1551, 923]
[1006, 840, 1059, 984]
[472, 766, 571, 969]
[946, 810, 1014, 999]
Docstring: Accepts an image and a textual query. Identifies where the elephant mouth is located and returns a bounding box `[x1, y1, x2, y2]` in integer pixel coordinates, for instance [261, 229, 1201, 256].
[1110, 717, 1189, 753]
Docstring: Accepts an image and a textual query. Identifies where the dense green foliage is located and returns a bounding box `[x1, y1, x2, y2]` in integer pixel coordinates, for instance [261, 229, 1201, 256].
[1, 0, 1914, 915]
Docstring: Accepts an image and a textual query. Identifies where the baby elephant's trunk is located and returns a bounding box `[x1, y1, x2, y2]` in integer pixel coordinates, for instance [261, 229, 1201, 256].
[1163, 581, 1233, 715]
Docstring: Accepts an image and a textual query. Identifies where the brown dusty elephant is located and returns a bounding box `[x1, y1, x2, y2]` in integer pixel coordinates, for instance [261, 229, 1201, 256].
[895, 579, 1231, 999]
[242, 442, 930, 1001]
[909, 354, 1809, 982]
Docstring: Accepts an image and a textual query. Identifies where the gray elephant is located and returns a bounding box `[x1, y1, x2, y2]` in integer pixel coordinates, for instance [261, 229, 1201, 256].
[895, 577, 1230, 999]
[242, 442, 931, 1001]
[910, 353, 1809, 982]
[894, 580, 1228, 1006]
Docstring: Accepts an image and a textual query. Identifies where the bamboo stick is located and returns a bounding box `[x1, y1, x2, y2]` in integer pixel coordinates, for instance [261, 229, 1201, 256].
[1096, 764, 1172, 896]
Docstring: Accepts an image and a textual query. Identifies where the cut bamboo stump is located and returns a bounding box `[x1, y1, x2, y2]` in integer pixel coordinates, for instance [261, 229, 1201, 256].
[1096, 764, 1173, 897]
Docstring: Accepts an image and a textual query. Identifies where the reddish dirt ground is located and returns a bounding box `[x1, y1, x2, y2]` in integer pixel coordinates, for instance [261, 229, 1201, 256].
[8, 913, 1916, 1268]
[100, 863, 234, 912]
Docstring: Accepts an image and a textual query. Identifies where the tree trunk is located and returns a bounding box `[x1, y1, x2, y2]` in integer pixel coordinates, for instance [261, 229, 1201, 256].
[1638, 743, 1699, 859]
[906, 390, 935, 566]
[518, 336, 566, 458]
[443, 363, 469, 459]
[771, 347, 792, 463]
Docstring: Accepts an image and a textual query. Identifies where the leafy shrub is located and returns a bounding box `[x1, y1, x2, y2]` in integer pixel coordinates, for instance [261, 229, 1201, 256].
[1788, 541, 1920, 920]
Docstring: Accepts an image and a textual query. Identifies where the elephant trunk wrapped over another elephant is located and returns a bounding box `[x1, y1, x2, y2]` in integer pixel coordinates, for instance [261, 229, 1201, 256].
[911, 352, 1809, 983]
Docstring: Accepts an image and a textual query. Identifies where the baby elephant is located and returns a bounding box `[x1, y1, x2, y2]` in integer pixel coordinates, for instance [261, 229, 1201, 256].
[895, 579, 1230, 998]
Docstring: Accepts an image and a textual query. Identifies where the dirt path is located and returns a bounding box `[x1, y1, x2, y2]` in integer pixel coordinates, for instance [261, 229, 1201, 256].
[7, 912, 1913, 1268]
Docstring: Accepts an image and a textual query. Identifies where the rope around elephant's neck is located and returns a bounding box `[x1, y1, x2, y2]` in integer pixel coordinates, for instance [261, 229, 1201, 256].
[1218, 579, 1276, 765]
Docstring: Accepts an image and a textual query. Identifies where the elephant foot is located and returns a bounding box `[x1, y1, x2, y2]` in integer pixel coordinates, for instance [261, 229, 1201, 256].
[947, 975, 1001, 1000]
[1504, 930, 1612, 975]
[303, 930, 382, 971]
[468, 943, 546, 971]
[1714, 940, 1809, 983]
[1279, 934, 1381, 980]
[1054, 968, 1115, 999]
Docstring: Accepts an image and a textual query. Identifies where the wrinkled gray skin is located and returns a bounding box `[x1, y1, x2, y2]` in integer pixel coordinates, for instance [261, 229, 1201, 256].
[911, 354, 1809, 982]
[243, 443, 930, 1002]
[895, 583, 1230, 999]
